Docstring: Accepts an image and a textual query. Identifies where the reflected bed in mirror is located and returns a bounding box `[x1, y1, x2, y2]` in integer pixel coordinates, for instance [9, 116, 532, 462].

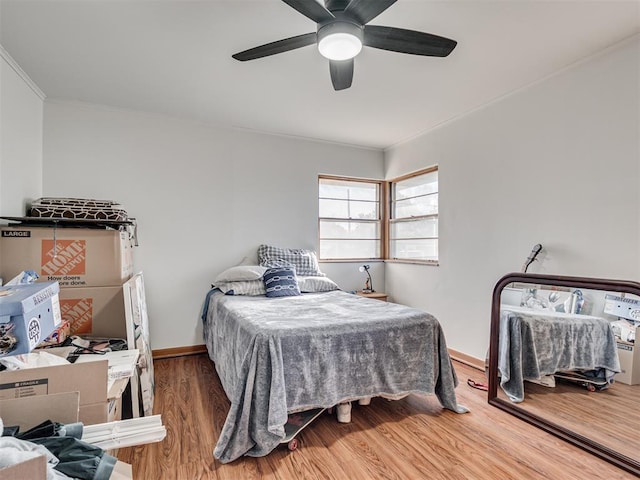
[488, 273, 640, 476]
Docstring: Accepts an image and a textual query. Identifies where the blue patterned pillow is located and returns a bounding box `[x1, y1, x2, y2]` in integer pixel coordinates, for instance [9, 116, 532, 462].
[263, 267, 301, 298]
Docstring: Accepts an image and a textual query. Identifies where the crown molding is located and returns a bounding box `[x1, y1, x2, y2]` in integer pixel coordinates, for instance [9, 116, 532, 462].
[0, 43, 46, 100]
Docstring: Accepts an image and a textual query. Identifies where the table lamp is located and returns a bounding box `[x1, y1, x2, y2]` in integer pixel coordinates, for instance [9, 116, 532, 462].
[359, 265, 374, 293]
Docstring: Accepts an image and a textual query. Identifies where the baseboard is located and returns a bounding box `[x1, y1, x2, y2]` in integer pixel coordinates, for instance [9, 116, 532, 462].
[151, 345, 483, 368]
[448, 348, 485, 371]
[152, 344, 207, 359]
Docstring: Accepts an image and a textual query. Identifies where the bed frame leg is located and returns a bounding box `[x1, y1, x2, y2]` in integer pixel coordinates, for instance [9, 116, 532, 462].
[337, 402, 352, 423]
[358, 397, 371, 406]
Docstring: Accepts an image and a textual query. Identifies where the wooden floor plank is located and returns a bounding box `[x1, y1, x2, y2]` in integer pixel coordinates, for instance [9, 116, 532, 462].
[118, 354, 635, 479]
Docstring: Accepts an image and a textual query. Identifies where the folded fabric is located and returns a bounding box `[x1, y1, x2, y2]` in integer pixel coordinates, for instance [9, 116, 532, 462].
[17, 420, 83, 441]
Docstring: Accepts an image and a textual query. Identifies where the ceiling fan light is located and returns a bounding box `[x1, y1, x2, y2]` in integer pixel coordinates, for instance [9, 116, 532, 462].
[318, 33, 362, 61]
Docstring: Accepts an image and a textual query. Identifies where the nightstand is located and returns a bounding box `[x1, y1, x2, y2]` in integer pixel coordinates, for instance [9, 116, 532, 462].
[356, 291, 388, 302]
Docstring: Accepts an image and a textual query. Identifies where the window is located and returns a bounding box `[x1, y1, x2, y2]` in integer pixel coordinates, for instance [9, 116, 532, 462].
[389, 167, 438, 263]
[318, 176, 382, 260]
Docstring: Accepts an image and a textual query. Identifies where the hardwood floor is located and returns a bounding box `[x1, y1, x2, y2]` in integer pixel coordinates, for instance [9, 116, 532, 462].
[497, 377, 640, 462]
[117, 355, 635, 479]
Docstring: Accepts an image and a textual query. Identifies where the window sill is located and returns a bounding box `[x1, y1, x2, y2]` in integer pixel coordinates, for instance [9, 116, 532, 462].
[318, 259, 438, 266]
[319, 259, 384, 263]
[385, 259, 439, 266]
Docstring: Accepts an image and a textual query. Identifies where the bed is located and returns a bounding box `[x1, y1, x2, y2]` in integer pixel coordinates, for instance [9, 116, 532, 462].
[201, 288, 468, 463]
[498, 305, 620, 402]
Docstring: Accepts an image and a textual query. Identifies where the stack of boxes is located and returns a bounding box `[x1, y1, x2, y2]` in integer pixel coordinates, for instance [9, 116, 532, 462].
[0, 226, 134, 340]
[0, 225, 135, 425]
[0, 217, 139, 478]
[604, 293, 640, 385]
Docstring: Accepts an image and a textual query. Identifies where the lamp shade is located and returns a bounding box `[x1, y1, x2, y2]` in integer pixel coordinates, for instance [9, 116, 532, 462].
[317, 22, 363, 61]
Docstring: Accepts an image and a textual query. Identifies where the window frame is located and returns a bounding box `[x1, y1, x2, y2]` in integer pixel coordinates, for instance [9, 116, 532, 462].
[318, 166, 438, 265]
[318, 175, 386, 261]
[387, 166, 439, 265]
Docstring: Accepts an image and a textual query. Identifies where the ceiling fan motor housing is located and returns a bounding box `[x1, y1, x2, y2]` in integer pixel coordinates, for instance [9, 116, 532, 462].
[324, 0, 351, 12]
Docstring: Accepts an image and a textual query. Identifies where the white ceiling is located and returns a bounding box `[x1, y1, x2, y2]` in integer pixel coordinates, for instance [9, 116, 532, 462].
[1, 0, 639, 150]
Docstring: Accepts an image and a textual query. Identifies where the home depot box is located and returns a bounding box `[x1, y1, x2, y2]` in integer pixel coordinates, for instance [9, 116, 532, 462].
[0, 282, 62, 357]
[59, 285, 127, 339]
[0, 358, 109, 425]
[616, 328, 640, 385]
[0, 226, 133, 287]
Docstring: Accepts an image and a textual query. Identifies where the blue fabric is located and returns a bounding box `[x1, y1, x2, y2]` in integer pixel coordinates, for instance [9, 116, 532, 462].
[263, 267, 300, 298]
[200, 288, 221, 324]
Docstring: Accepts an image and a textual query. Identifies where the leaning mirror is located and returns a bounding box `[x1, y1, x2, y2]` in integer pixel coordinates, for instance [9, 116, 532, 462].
[488, 273, 640, 476]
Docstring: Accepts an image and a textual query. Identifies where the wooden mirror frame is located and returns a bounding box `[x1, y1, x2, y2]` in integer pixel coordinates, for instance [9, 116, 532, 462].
[488, 272, 640, 476]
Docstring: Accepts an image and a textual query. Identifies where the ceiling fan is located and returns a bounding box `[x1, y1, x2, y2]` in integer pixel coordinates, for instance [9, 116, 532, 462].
[232, 0, 457, 91]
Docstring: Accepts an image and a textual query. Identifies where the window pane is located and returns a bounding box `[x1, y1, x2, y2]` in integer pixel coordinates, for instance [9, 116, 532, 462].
[320, 220, 379, 239]
[395, 171, 437, 200]
[394, 194, 438, 218]
[319, 179, 378, 201]
[390, 239, 438, 261]
[320, 239, 379, 259]
[318, 177, 381, 260]
[319, 199, 378, 219]
[390, 217, 438, 239]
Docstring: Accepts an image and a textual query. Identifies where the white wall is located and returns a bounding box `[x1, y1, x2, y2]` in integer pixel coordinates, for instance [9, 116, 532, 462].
[384, 37, 640, 361]
[43, 102, 384, 349]
[0, 46, 44, 218]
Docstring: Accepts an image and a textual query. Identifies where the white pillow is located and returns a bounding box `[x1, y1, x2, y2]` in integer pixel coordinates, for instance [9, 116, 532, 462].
[214, 265, 267, 284]
[215, 279, 266, 296]
[297, 276, 340, 293]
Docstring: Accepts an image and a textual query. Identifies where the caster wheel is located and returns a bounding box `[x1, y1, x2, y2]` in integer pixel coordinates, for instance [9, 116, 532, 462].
[288, 438, 299, 451]
[587, 384, 596, 392]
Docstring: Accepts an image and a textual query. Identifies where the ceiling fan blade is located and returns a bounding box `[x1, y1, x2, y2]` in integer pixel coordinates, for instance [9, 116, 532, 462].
[329, 59, 354, 91]
[364, 25, 457, 57]
[344, 0, 397, 25]
[281, 0, 335, 23]
[232, 32, 317, 61]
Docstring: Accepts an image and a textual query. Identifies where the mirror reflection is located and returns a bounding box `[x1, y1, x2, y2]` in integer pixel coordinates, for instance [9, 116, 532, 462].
[494, 278, 640, 467]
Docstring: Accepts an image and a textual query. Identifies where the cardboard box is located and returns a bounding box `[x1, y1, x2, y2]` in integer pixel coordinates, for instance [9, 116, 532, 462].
[108, 394, 123, 423]
[0, 456, 46, 480]
[0, 391, 80, 429]
[0, 282, 62, 357]
[0, 457, 131, 480]
[0, 358, 109, 425]
[58, 285, 127, 339]
[0, 226, 133, 287]
[0, 392, 79, 480]
[37, 319, 71, 347]
[616, 328, 640, 385]
[0, 393, 132, 480]
[110, 461, 133, 480]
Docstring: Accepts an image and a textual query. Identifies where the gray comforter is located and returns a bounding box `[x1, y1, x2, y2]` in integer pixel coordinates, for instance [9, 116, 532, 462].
[202, 290, 467, 463]
[499, 306, 621, 402]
